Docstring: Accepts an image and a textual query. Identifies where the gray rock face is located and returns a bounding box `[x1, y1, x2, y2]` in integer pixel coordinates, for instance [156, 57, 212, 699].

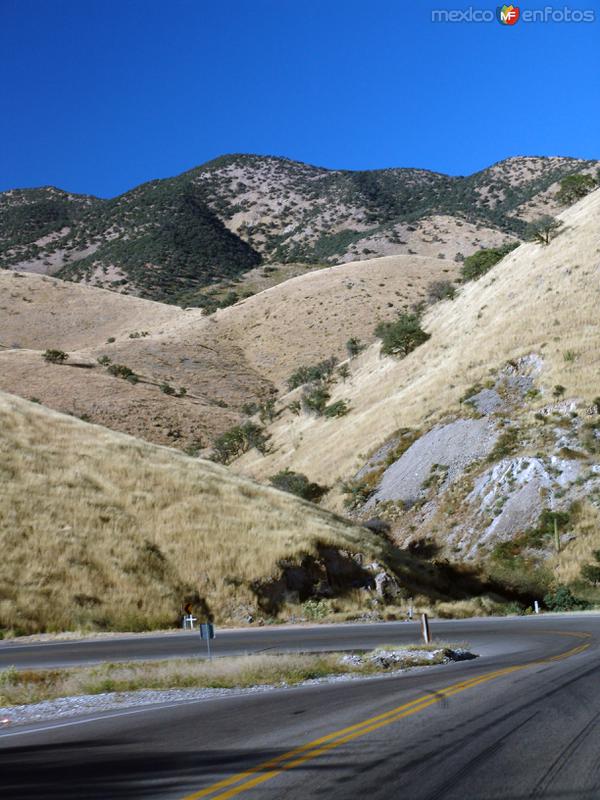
[460, 456, 585, 558]
[366, 418, 498, 508]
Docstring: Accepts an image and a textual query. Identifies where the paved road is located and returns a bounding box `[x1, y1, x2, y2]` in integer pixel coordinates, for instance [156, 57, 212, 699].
[1, 615, 600, 799]
[0, 617, 541, 669]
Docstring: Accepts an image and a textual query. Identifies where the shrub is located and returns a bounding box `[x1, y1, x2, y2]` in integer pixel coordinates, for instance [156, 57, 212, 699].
[107, 363, 137, 381]
[581, 564, 600, 585]
[323, 400, 350, 418]
[42, 349, 69, 364]
[543, 586, 589, 612]
[553, 384, 566, 398]
[337, 364, 350, 382]
[106, 337, 116, 344]
[258, 398, 277, 423]
[556, 173, 596, 206]
[580, 550, 600, 585]
[160, 383, 176, 395]
[287, 400, 301, 416]
[97, 355, 112, 366]
[460, 243, 517, 282]
[487, 426, 520, 461]
[346, 337, 365, 358]
[269, 470, 328, 502]
[211, 422, 270, 464]
[341, 480, 374, 509]
[427, 280, 455, 303]
[287, 357, 338, 390]
[375, 314, 430, 357]
[302, 385, 331, 415]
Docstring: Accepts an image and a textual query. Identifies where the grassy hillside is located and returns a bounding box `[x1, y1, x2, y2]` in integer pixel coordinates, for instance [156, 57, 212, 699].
[233, 189, 600, 604]
[238, 189, 600, 485]
[214, 253, 458, 384]
[0, 271, 272, 450]
[0, 391, 450, 634]
[0, 252, 455, 448]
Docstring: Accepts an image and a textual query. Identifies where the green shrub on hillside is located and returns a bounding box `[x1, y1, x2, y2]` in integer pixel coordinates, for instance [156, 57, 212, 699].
[543, 586, 589, 612]
[375, 314, 430, 357]
[346, 337, 365, 358]
[427, 280, 456, 303]
[460, 243, 517, 282]
[269, 470, 328, 502]
[107, 363, 138, 382]
[302, 385, 331, 415]
[287, 357, 338, 390]
[323, 400, 350, 418]
[556, 173, 597, 206]
[211, 422, 270, 464]
[580, 550, 600, 585]
[42, 349, 69, 364]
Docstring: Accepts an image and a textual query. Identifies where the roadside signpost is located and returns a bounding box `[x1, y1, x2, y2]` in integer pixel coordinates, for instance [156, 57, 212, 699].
[200, 622, 215, 659]
[421, 613, 431, 644]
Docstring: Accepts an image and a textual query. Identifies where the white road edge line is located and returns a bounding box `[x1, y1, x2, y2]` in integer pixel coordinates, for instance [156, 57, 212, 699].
[0, 697, 213, 739]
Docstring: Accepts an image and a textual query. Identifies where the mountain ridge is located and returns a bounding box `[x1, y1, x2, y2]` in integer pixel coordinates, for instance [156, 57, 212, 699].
[2, 153, 597, 303]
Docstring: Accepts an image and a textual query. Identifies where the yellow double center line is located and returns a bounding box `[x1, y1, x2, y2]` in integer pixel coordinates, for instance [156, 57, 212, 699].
[182, 631, 592, 800]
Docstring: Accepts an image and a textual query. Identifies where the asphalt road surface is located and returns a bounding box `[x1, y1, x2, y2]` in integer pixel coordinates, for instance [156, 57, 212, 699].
[2, 614, 600, 799]
[0, 617, 544, 669]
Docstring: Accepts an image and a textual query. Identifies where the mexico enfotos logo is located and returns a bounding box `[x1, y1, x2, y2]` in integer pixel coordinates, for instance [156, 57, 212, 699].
[432, 5, 596, 23]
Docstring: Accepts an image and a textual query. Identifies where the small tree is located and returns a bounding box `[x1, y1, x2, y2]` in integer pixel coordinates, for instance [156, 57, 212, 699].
[526, 216, 564, 246]
[43, 349, 69, 364]
[556, 173, 596, 206]
[375, 314, 430, 357]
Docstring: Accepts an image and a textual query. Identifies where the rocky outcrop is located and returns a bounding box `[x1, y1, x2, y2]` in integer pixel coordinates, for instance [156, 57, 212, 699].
[365, 417, 498, 508]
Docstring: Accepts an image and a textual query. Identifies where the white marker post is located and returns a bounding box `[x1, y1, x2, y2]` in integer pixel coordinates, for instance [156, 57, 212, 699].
[534, 600, 540, 615]
[421, 613, 431, 644]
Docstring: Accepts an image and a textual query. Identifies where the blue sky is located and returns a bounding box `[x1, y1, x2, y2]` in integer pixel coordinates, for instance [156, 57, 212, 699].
[1, 0, 598, 197]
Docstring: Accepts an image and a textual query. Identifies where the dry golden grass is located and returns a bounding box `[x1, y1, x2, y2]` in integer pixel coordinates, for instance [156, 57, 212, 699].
[215, 253, 458, 385]
[0, 391, 413, 634]
[554, 504, 600, 585]
[0, 647, 451, 706]
[238, 190, 600, 496]
[0, 271, 272, 448]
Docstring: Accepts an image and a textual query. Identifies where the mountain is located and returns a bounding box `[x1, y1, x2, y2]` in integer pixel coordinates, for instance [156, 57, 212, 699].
[1, 154, 597, 303]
